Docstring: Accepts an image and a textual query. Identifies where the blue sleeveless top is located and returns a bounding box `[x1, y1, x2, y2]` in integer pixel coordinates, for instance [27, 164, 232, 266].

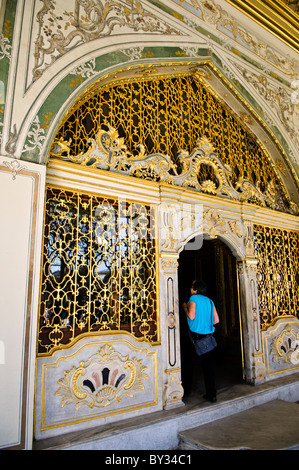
[187, 294, 215, 334]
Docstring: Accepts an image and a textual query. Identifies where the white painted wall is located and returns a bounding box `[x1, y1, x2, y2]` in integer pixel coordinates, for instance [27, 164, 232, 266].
[0, 156, 45, 449]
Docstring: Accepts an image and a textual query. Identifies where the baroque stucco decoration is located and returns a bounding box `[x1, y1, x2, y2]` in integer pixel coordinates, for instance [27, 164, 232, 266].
[1, 0, 298, 189]
[32, 0, 181, 82]
[170, 0, 297, 77]
[270, 324, 299, 365]
[56, 344, 148, 409]
[50, 123, 298, 214]
[233, 63, 299, 151]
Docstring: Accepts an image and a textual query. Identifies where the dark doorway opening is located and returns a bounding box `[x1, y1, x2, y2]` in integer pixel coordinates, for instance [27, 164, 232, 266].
[178, 238, 244, 400]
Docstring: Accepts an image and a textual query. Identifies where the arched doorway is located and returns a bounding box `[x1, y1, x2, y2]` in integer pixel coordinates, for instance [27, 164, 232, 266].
[178, 238, 244, 399]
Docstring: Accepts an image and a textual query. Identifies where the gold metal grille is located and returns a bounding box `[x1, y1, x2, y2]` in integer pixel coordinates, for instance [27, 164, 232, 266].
[38, 186, 158, 355]
[254, 225, 299, 329]
[55, 74, 287, 203]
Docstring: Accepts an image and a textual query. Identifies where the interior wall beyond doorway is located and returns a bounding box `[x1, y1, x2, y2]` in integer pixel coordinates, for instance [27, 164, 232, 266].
[178, 238, 244, 397]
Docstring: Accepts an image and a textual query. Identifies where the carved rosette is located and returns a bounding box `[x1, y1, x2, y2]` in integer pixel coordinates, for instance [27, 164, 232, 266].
[56, 345, 148, 409]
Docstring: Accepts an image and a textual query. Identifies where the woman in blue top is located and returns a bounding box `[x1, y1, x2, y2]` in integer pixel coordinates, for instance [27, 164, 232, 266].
[182, 279, 219, 403]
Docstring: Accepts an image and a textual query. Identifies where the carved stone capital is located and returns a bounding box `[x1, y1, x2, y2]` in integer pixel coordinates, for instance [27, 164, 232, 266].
[160, 257, 179, 274]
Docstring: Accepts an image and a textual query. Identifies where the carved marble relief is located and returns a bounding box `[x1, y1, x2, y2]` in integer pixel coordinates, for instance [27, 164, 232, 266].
[263, 320, 299, 376]
[56, 344, 148, 409]
[36, 337, 160, 437]
[270, 324, 299, 366]
[164, 369, 184, 408]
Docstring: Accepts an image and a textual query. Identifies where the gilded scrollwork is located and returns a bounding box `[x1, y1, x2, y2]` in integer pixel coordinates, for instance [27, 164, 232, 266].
[203, 208, 227, 239]
[52, 124, 177, 183]
[233, 65, 299, 149]
[51, 71, 297, 214]
[183, 0, 297, 76]
[32, 0, 181, 81]
[56, 344, 148, 409]
[50, 123, 296, 213]
[161, 258, 179, 273]
[270, 324, 299, 365]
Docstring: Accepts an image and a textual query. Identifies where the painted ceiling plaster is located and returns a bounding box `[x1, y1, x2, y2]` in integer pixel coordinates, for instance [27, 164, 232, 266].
[0, 0, 298, 198]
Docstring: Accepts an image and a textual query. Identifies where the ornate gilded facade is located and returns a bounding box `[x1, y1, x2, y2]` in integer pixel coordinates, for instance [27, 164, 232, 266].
[0, 0, 298, 450]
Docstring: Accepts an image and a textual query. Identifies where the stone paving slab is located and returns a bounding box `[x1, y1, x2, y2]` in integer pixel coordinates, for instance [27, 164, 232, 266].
[178, 400, 299, 450]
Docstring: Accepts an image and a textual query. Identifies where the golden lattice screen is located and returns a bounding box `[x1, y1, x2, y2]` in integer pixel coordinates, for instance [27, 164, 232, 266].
[55, 74, 288, 208]
[38, 187, 158, 355]
[254, 225, 299, 329]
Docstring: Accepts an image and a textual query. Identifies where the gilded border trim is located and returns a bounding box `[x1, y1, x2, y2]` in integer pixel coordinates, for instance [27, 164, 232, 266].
[39, 339, 158, 431]
[226, 0, 299, 52]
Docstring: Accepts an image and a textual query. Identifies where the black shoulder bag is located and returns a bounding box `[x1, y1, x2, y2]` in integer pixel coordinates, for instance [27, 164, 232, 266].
[190, 301, 217, 356]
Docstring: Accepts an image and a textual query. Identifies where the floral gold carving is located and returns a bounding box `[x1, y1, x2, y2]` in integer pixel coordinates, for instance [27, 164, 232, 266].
[50, 123, 294, 212]
[203, 208, 227, 238]
[56, 344, 148, 409]
[275, 160, 287, 176]
[161, 259, 179, 273]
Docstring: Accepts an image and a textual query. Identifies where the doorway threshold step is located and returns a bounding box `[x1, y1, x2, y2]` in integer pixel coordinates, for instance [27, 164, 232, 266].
[33, 373, 299, 450]
[178, 399, 299, 450]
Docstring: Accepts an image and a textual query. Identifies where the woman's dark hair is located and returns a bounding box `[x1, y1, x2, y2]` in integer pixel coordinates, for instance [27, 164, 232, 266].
[191, 280, 207, 295]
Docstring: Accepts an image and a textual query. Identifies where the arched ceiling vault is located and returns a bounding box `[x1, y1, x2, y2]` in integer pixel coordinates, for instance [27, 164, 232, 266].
[1, 0, 298, 203]
[48, 59, 299, 210]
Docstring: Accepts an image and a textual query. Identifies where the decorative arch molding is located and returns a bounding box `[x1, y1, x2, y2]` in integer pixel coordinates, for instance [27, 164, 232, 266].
[160, 204, 247, 261]
[15, 47, 298, 201]
[158, 200, 266, 391]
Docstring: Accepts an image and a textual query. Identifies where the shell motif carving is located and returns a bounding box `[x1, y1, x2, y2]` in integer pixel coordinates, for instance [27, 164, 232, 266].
[56, 344, 148, 409]
[270, 324, 299, 365]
